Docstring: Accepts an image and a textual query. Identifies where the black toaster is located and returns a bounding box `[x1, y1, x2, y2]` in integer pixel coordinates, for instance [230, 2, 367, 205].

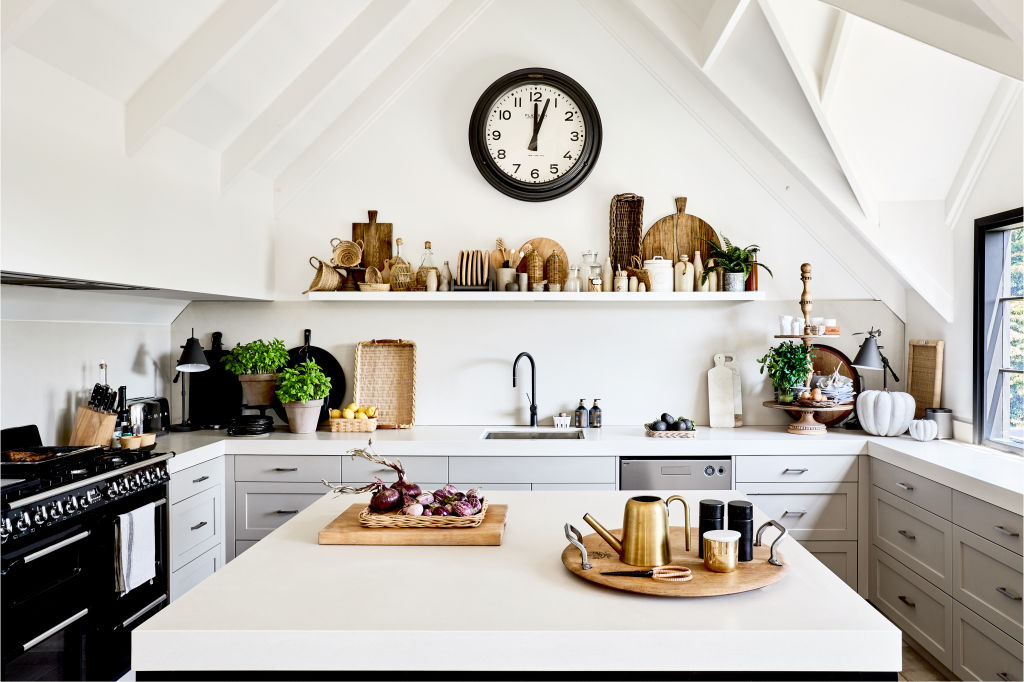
[127, 397, 170, 434]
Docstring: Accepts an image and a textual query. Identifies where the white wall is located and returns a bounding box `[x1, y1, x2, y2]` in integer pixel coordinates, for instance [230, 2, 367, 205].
[905, 98, 1024, 427]
[171, 298, 902, 427]
[0, 50, 275, 299]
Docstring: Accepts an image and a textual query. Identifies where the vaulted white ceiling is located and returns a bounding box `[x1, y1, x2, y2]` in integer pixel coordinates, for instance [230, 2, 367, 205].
[2, 0, 1021, 319]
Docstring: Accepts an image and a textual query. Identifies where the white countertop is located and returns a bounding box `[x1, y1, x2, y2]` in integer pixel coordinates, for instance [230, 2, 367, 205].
[158, 425, 1024, 512]
[133, 489, 901, 674]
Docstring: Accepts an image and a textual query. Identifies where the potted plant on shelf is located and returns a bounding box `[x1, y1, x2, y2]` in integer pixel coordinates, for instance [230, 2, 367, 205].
[757, 341, 815, 404]
[275, 359, 332, 433]
[222, 338, 289, 407]
[699, 237, 773, 292]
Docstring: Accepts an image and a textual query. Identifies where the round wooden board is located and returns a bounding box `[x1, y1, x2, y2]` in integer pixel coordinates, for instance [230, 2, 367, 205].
[516, 238, 569, 286]
[561, 527, 786, 597]
[784, 344, 860, 426]
[640, 198, 721, 265]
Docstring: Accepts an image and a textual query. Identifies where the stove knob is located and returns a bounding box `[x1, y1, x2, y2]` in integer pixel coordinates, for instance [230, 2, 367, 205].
[66, 497, 80, 512]
[106, 485, 119, 499]
[49, 501, 64, 518]
[15, 513, 30, 532]
[142, 471, 153, 485]
[129, 475, 140, 490]
[0, 517, 11, 541]
[32, 508, 47, 525]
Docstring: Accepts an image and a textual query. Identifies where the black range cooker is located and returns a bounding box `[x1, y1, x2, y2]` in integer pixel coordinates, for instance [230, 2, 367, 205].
[1, 440, 172, 681]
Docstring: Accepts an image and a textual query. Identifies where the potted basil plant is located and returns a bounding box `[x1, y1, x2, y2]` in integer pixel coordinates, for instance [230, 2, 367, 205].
[757, 341, 815, 404]
[699, 237, 773, 292]
[222, 338, 290, 407]
[275, 359, 332, 433]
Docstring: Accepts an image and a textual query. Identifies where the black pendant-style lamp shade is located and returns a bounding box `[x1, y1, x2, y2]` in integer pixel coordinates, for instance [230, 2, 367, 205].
[851, 334, 884, 371]
[176, 330, 210, 373]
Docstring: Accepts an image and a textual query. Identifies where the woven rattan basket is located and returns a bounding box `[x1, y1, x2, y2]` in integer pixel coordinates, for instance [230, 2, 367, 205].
[390, 262, 413, 291]
[610, 193, 643, 270]
[545, 251, 565, 289]
[627, 255, 651, 291]
[330, 238, 364, 268]
[358, 500, 488, 528]
[358, 282, 391, 292]
[365, 266, 383, 284]
[644, 426, 696, 438]
[328, 417, 377, 432]
[526, 251, 544, 290]
[353, 339, 416, 428]
[304, 257, 344, 293]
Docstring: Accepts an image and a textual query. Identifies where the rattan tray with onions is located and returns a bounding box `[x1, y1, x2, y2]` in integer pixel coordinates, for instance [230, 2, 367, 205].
[353, 339, 416, 429]
[358, 500, 489, 528]
[644, 425, 697, 438]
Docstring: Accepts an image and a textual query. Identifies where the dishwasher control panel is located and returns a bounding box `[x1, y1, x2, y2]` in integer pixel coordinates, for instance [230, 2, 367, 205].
[619, 457, 732, 490]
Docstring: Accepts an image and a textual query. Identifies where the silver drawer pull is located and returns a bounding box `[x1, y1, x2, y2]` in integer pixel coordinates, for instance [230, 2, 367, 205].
[897, 529, 916, 540]
[782, 468, 808, 474]
[996, 586, 1022, 601]
[189, 521, 208, 531]
[192, 475, 210, 484]
[994, 525, 1021, 537]
[896, 482, 914, 491]
[273, 467, 299, 472]
[275, 509, 299, 514]
[897, 595, 916, 607]
[122, 595, 167, 629]
[782, 510, 807, 517]
[22, 608, 89, 651]
[23, 530, 91, 564]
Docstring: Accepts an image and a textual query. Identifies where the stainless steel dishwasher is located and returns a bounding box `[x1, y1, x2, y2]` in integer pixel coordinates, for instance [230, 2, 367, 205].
[620, 457, 732, 490]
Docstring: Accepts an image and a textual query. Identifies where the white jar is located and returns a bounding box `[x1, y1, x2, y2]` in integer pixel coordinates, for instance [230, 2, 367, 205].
[643, 256, 673, 292]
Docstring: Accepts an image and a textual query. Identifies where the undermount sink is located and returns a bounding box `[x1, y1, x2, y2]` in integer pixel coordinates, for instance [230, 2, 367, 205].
[483, 430, 585, 440]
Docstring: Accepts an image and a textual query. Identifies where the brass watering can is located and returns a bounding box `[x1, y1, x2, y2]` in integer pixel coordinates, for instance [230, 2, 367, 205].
[583, 495, 690, 567]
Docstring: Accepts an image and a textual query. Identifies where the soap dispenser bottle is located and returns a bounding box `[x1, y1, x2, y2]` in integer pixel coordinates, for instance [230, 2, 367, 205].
[588, 399, 602, 428]
[574, 399, 589, 428]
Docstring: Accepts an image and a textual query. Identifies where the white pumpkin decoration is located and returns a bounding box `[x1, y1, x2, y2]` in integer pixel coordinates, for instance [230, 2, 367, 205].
[856, 391, 916, 437]
[908, 419, 938, 442]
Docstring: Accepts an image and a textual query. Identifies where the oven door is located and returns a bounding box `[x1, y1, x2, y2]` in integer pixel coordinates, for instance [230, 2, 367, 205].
[1, 524, 94, 681]
[88, 484, 169, 681]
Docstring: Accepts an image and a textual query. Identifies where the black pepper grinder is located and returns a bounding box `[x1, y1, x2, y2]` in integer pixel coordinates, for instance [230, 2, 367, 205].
[728, 500, 754, 562]
[698, 499, 725, 559]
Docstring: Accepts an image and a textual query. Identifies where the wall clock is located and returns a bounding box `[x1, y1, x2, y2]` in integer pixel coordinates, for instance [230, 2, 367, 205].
[468, 68, 602, 202]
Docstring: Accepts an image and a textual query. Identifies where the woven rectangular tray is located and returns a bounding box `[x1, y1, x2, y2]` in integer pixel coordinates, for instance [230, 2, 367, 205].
[644, 426, 696, 438]
[357, 500, 488, 528]
[353, 339, 416, 429]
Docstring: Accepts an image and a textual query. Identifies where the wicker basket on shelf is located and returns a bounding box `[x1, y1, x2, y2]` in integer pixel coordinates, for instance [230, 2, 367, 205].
[365, 266, 383, 284]
[330, 238, 364, 268]
[526, 251, 544, 289]
[328, 417, 377, 432]
[610, 193, 643, 270]
[545, 251, 565, 289]
[358, 282, 391, 292]
[353, 339, 416, 428]
[390, 262, 413, 291]
[303, 257, 344, 293]
[358, 500, 488, 528]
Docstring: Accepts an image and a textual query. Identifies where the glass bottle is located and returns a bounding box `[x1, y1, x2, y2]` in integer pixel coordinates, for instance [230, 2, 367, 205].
[574, 399, 589, 428]
[439, 261, 452, 291]
[566, 265, 581, 292]
[418, 241, 439, 287]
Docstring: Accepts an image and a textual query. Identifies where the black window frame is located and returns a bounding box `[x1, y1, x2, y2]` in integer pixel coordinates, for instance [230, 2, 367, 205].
[972, 206, 1023, 453]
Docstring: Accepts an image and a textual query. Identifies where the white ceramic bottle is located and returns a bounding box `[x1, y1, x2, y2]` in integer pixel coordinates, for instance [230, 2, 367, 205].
[601, 257, 613, 292]
[694, 251, 708, 292]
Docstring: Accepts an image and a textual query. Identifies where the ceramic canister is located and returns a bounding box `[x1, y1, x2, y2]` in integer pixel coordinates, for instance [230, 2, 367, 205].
[643, 256, 673, 292]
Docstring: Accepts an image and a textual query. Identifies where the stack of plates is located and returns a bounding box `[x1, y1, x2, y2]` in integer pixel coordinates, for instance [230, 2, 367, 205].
[228, 415, 275, 437]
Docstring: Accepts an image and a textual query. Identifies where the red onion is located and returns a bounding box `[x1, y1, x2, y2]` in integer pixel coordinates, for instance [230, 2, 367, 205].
[369, 478, 402, 513]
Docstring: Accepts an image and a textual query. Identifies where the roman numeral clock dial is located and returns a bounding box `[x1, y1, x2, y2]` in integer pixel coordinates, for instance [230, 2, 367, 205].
[469, 68, 602, 201]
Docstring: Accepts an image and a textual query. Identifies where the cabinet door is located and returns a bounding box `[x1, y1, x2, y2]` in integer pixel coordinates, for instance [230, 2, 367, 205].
[737, 482, 857, 541]
[871, 486, 952, 591]
[170, 486, 222, 571]
[736, 455, 858, 483]
[953, 491, 1024, 556]
[800, 540, 857, 589]
[234, 482, 325, 541]
[953, 601, 1024, 682]
[170, 543, 220, 602]
[952, 525, 1023, 641]
[870, 459, 951, 519]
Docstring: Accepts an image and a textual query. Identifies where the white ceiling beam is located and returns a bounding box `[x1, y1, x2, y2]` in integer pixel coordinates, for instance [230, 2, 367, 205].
[819, 12, 849, 108]
[819, 0, 1022, 79]
[221, 0, 411, 190]
[616, 0, 702, 65]
[970, 0, 1023, 47]
[2, 0, 55, 53]
[124, 0, 282, 155]
[944, 80, 1021, 227]
[699, 0, 751, 72]
[274, 0, 492, 213]
[759, 1, 877, 225]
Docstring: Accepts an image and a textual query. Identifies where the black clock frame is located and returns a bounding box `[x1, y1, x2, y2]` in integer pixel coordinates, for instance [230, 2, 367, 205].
[468, 68, 602, 202]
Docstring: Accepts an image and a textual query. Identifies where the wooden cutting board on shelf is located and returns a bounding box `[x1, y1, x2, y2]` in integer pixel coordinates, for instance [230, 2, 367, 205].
[641, 197, 720, 265]
[907, 339, 944, 418]
[351, 210, 392, 271]
[318, 503, 509, 546]
[516, 238, 568, 286]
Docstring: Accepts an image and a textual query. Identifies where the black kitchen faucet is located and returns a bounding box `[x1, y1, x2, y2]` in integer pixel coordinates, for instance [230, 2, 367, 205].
[512, 352, 538, 427]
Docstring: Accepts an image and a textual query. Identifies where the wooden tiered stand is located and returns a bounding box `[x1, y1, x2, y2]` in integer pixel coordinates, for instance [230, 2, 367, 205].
[761, 263, 850, 435]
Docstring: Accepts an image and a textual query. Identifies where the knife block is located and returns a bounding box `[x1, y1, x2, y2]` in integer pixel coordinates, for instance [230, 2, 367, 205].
[69, 406, 117, 447]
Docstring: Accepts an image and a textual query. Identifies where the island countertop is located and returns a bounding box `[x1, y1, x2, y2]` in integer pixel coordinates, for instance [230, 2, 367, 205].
[132, 490, 901, 676]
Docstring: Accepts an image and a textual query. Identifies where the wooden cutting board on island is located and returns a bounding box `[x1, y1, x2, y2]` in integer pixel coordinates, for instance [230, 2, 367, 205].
[318, 504, 510, 546]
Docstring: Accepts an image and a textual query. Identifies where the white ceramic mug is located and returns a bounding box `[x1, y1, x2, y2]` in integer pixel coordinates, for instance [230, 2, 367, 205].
[780, 315, 793, 335]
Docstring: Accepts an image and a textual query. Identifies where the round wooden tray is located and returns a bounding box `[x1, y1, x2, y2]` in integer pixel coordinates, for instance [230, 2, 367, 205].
[561, 527, 786, 597]
[762, 400, 852, 435]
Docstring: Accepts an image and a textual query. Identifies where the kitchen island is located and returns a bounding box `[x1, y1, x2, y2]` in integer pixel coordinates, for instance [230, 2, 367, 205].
[133, 489, 901, 679]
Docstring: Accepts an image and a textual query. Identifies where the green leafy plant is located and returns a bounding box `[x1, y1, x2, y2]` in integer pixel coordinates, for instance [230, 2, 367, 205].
[757, 342, 815, 403]
[222, 339, 289, 376]
[275, 359, 332, 403]
[698, 236, 773, 284]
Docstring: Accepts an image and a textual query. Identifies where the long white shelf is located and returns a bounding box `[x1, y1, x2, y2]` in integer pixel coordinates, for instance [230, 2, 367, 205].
[306, 291, 766, 302]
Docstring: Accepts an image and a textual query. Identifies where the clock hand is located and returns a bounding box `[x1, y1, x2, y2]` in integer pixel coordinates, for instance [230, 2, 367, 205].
[528, 98, 551, 151]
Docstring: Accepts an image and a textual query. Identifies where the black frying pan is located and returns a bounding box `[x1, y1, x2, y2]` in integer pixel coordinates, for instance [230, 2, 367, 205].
[272, 329, 346, 424]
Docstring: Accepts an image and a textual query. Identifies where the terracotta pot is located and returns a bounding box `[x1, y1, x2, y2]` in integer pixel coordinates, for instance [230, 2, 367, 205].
[239, 373, 278, 407]
[723, 272, 746, 292]
[284, 399, 324, 434]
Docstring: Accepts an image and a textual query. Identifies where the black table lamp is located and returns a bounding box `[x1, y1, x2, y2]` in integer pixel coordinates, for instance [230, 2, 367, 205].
[171, 329, 210, 431]
[852, 327, 900, 389]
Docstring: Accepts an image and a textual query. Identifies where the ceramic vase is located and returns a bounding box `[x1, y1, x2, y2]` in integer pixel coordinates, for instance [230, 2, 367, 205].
[284, 398, 324, 434]
[496, 267, 515, 291]
[694, 251, 708, 292]
[601, 257, 613, 292]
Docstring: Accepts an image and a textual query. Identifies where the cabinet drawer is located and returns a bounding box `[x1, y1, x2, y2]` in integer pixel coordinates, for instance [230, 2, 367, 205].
[870, 458, 951, 519]
[737, 482, 857, 541]
[953, 525, 1023, 641]
[736, 455, 858, 483]
[449, 482, 532, 491]
[870, 548, 953, 668]
[234, 455, 340, 483]
[342, 456, 447, 484]
[532, 483, 618, 491]
[954, 491, 1023, 556]
[800, 540, 857, 589]
[170, 543, 219, 602]
[871, 486, 952, 591]
[234, 482, 324, 540]
[170, 487, 220, 571]
[448, 457, 614, 484]
[169, 457, 223, 505]
[953, 601, 1023, 682]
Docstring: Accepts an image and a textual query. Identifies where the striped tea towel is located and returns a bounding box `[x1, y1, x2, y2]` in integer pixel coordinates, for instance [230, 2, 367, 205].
[114, 502, 156, 595]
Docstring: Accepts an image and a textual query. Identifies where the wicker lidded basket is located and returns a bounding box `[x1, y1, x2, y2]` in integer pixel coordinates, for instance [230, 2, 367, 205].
[610, 193, 643, 270]
[545, 251, 565, 290]
[526, 251, 544, 289]
[353, 339, 416, 429]
[304, 256, 344, 293]
[358, 500, 488, 528]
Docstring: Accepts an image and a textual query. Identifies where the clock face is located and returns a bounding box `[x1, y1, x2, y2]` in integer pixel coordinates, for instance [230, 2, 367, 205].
[469, 69, 601, 202]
